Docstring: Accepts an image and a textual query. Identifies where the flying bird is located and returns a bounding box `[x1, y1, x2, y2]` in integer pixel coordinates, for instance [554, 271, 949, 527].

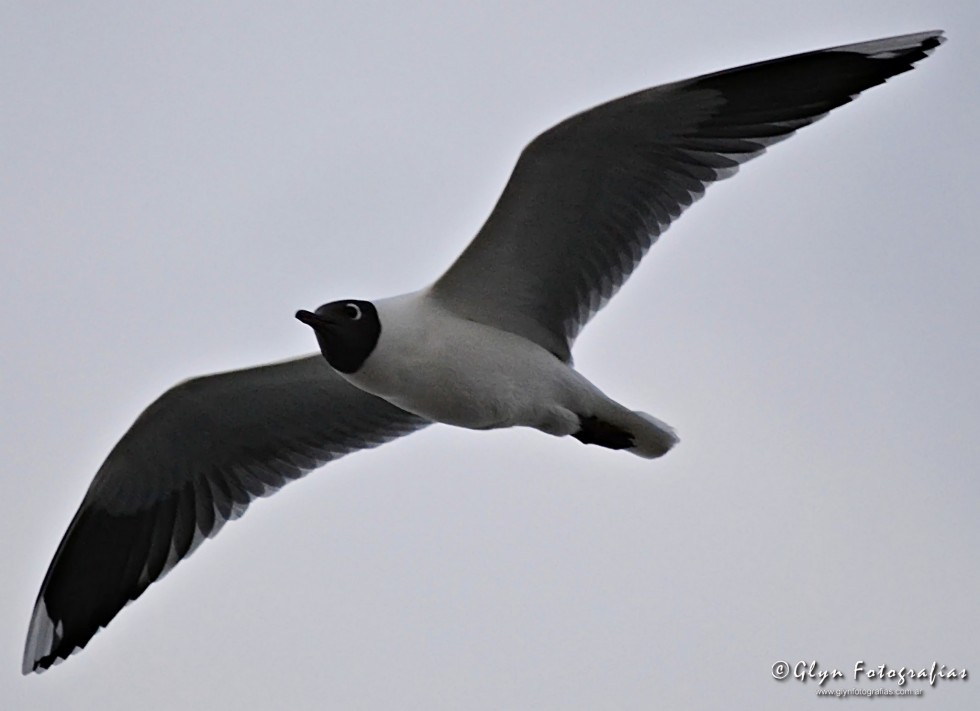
[24, 30, 943, 673]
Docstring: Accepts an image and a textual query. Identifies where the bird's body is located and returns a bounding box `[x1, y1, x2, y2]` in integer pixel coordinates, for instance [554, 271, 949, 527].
[23, 30, 944, 673]
[355, 291, 583, 430]
[331, 291, 676, 456]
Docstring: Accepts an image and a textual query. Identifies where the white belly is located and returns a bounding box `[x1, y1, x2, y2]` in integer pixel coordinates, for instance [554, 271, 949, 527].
[340, 292, 595, 431]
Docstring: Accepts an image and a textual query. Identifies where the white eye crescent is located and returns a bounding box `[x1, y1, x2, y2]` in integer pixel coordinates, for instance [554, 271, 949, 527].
[345, 303, 362, 320]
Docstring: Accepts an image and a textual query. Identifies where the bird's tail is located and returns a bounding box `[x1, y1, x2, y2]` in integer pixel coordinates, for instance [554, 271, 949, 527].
[572, 408, 678, 459]
[628, 411, 679, 459]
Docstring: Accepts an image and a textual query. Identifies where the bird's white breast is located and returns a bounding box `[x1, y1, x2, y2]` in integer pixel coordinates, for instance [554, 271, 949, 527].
[341, 291, 594, 430]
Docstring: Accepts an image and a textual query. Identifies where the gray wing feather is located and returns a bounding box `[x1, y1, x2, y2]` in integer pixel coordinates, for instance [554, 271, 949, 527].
[23, 355, 428, 673]
[430, 31, 943, 362]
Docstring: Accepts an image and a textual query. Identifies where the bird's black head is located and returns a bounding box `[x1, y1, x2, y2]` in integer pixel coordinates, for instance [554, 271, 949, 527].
[295, 300, 381, 374]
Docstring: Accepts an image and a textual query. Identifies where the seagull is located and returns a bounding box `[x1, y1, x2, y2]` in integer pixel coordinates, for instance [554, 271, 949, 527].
[24, 30, 943, 673]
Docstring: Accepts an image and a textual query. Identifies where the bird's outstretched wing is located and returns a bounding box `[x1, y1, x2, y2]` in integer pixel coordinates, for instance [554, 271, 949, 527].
[431, 31, 943, 362]
[23, 355, 429, 673]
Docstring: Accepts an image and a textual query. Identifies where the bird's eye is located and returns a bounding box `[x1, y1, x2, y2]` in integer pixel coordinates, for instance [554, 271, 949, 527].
[344, 303, 362, 320]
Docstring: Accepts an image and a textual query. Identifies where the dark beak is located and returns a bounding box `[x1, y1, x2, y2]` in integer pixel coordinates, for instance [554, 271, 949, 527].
[295, 310, 333, 332]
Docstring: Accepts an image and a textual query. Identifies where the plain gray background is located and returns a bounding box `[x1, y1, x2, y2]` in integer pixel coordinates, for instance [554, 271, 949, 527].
[3, 2, 977, 709]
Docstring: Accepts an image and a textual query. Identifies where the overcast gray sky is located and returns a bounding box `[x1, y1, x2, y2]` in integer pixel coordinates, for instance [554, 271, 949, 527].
[3, 2, 977, 709]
